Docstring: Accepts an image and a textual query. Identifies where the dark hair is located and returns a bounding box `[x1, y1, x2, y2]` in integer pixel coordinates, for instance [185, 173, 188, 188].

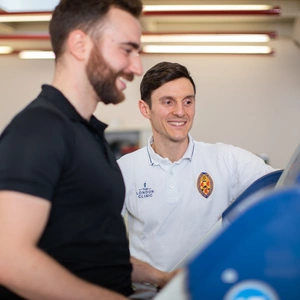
[49, 0, 143, 59]
[140, 61, 196, 108]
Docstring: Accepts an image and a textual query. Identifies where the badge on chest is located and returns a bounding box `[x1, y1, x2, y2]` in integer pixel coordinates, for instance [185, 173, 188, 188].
[197, 172, 214, 198]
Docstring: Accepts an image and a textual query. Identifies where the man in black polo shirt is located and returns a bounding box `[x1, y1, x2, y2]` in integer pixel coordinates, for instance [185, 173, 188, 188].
[0, 1, 157, 299]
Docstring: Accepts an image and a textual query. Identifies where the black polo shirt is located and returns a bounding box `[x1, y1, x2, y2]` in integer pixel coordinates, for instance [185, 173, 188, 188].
[0, 85, 132, 298]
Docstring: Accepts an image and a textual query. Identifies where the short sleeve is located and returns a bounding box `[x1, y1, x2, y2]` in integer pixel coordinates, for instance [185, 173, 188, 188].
[229, 145, 275, 199]
[0, 106, 71, 201]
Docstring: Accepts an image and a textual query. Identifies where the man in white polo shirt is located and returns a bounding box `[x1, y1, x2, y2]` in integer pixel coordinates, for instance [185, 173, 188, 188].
[117, 61, 274, 276]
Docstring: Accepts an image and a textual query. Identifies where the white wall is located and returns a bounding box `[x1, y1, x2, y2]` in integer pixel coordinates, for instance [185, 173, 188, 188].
[1, 38, 300, 168]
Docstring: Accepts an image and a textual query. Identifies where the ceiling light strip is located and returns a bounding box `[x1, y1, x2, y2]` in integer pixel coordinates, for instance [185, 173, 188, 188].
[0, 31, 277, 42]
[0, 46, 13, 54]
[18, 50, 55, 59]
[142, 34, 272, 43]
[2, 46, 273, 58]
[144, 5, 273, 11]
[142, 45, 273, 54]
[0, 11, 51, 22]
[143, 5, 281, 16]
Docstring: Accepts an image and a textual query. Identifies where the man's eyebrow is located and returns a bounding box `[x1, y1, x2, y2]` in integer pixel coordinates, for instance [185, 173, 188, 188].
[122, 42, 141, 51]
[159, 95, 175, 101]
[158, 95, 195, 102]
[160, 95, 195, 99]
[185, 95, 196, 100]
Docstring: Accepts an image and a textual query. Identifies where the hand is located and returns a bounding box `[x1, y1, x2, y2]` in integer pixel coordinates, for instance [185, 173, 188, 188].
[156, 268, 183, 288]
[131, 256, 183, 289]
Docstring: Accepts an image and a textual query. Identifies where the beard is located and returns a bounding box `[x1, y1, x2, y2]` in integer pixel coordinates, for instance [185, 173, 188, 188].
[86, 45, 132, 105]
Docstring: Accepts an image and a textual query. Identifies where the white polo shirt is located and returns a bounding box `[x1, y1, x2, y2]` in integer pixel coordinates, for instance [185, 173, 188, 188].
[117, 135, 274, 272]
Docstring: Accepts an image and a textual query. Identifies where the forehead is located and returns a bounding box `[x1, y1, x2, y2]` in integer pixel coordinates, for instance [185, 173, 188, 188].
[152, 77, 195, 99]
[100, 7, 141, 48]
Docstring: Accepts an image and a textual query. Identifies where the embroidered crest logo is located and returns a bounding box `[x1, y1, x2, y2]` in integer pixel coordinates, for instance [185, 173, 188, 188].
[197, 172, 214, 198]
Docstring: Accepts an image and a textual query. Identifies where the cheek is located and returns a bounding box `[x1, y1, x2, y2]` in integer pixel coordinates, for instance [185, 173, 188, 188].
[101, 47, 121, 71]
[187, 108, 196, 119]
[150, 114, 164, 128]
[108, 50, 129, 68]
[155, 112, 168, 122]
[149, 108, 170, 124]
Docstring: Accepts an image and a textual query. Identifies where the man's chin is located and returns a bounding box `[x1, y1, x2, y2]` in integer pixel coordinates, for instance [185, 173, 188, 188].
[169, 135, 189, 143]
[101, 93, 125, 105]
[112, 91, 125, 105]
[111, 97, 125, 105]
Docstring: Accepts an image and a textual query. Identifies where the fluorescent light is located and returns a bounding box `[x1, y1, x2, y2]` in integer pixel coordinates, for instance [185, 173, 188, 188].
[19, 50, 55, 59]
[0, 14, 51, 22]
[143, 45, 272, 54]
[143, 5, 272, 12]
[0, 46, 13, 54]
[0, 5, 278, 23]
[142, 34, 270, 43]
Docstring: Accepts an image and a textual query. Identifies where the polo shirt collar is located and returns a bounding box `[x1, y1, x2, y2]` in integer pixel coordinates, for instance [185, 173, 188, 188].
[40, 84, 108, 133]
[147, 134, 195, 166]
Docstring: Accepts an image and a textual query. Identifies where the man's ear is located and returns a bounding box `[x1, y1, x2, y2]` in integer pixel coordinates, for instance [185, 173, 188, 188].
[67, 30, 90, 61]
[138, 99, 151, 119]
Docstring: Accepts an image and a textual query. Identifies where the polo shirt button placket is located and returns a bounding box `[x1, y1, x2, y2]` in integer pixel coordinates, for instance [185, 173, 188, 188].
[169, 170, 174, 188]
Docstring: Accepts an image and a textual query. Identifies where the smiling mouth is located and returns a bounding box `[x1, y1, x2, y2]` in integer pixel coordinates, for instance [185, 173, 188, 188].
[118, 76, 128, 90]
[118, 74, 135, 90]
[119, 76, 127, 82]
[120, 73, 134, 82]
[168, 121, 186, 126]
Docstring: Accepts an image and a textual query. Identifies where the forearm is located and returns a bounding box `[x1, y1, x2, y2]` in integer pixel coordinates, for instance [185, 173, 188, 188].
[0, 246, 127, 300]
[130, 257, 179, 288]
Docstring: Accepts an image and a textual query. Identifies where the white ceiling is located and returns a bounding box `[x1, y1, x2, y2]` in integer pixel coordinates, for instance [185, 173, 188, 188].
[0, 0, 299, 53]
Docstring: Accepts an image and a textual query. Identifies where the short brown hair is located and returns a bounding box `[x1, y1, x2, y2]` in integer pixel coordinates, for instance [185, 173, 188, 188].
[49, 0, 143, 59]
[140, 62, 196, 109]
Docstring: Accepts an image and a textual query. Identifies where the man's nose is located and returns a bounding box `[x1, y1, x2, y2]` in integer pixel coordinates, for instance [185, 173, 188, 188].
[173, 103, 185, 117]
[129, 53, 143, 76]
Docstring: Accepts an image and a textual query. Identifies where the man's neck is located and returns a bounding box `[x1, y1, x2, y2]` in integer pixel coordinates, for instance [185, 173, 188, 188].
[52, 66, 98, 121]
[151, 136, 189, 163]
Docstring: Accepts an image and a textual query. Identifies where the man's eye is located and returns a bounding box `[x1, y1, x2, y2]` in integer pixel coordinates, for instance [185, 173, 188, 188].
[184, 99, 193, 105]
[123, 48, 132, 54]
